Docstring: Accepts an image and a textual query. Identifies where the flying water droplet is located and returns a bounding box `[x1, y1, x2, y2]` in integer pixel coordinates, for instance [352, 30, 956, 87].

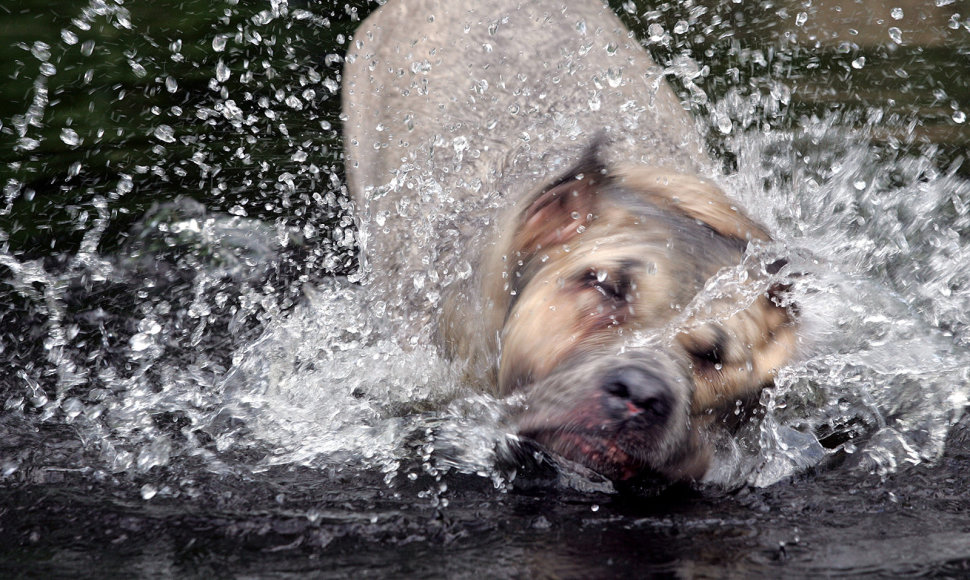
[888, 27, 903, 44]
[130, 332, 153, 352]
[31, 41, 51, 61]
[61, 29, 78, 45]
[212, 35, 228, 52]
[141, 484, 158, 500]
[605, 67, 622, 88]
[891, 7, 903, 19]
[216, 59, 230, 82]
[62, 398, 83, 420]
[153, 124, 176, 143]
[60, 128, 81, 147]
[129, 59, 147, 78]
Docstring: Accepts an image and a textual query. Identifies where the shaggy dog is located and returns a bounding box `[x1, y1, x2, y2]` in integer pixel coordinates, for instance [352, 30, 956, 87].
[342, 0, 797, 481]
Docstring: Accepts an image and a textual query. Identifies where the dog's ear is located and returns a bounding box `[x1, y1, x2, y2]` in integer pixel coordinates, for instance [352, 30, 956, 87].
[512, 146, 610, 256]
[616, 167, 770, 243]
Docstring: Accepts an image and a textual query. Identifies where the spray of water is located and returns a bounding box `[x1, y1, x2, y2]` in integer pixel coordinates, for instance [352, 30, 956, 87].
[1, 0, 968, 492]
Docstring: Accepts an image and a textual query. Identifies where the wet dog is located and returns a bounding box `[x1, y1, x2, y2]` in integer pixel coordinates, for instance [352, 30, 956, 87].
[342, 0, 797, 481]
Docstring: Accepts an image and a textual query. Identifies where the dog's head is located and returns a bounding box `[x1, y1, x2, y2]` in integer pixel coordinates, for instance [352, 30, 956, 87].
[482, 146, 797, 481]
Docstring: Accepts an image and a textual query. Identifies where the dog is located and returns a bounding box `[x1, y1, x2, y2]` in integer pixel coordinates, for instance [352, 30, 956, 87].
[342, 0, 797, 482]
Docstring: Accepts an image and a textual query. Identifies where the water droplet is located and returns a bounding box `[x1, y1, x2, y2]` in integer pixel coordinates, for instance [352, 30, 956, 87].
[953, 111, 966, 124]
[851, 56, 866, 69]
[165, 76, 178, 93]
[138, 319, 161, 335]
[153, 124, 176, 143]
[216, 59, 230, 82]
[795, 12, 808, 26]
[39, 62, 56, 77]
[673, 20, 689, 34]
[717, 115, 733, 135]
[606, 67, 622, 88]
[63, 397, 83, 420]
[130, 332, 153, 351]
[60, 128, 81, 147]
[891, 7, 903, 19]
[129, 59, 146, 78]
[30, 41, 51, 61]
[212, 35, 228, 52]
[888, 27, 902, 44]
[16, 138, 40, 151]
[80, 40, 95, 56]
[410, 59, 432, 74]
[587, 91, 601, 111]
[141, 484, 158, 500]
[853, 180, 867, 191]
[622, 1, 636, 14]
[61, 29, 78, 45]
[647, 23, 665, 42]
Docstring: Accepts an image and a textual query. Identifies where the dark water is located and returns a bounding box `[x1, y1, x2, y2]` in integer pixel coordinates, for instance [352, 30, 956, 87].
[3, 426, 970, 577]
[3, 0, 970, 576]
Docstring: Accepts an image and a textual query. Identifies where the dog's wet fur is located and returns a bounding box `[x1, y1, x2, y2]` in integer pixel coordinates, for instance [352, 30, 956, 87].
[342, 0, 797, 482]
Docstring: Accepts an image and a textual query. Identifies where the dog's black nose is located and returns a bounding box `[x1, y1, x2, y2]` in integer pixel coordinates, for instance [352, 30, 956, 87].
[601, 365, 673, 422]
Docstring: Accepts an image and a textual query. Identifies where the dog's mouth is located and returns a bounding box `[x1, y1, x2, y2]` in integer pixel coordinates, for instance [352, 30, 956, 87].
[513, 355, 709, 482]
[519, 424, 648, 482]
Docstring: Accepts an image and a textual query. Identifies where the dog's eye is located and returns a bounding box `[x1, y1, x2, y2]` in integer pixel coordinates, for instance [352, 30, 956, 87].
[690, 344, 723, 367]
[579, 268, 631, 303]
[685, 326, 728, 369]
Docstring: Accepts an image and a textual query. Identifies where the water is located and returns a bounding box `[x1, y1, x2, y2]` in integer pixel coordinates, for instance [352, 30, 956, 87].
[2, 0, 970, 575]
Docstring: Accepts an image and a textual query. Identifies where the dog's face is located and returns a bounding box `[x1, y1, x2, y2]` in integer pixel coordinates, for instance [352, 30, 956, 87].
[484, 151, 797, 481]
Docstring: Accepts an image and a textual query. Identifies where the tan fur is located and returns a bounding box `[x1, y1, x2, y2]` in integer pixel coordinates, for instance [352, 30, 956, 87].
[344, 0, 799, 481]
[483, 165, 797, 410]
[615, 166, 771, 243]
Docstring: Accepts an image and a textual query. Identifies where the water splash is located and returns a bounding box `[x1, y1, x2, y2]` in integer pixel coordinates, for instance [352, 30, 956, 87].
[1, 0, 969, 494]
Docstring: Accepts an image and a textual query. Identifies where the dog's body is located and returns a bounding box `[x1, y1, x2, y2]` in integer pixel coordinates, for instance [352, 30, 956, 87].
[343, 0, 797, 481]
